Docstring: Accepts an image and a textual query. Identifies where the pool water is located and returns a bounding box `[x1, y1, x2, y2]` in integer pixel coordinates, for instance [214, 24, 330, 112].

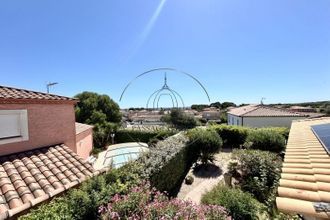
[94, 143, 149, 170]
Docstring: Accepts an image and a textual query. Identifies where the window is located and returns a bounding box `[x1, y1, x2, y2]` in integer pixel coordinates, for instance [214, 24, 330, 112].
[0, 110, 29, 145]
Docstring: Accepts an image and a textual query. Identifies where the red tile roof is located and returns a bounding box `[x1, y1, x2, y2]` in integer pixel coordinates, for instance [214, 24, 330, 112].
[276, 118, 330, 219]
[0, 85, 77, 104]
[228, 105, 308, 117]
[0, 144, 103, 219]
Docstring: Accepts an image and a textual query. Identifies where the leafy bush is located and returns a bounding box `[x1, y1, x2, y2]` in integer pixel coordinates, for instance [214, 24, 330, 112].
[211, 125, 249, 148]
[244, 129, 286, 152]
[100, 182, 229, 220]
[115, 129, 176, 144]
[138, 134, 192, 195]
[230, 149, 282, 203]
[187, 128, 223, 164]
[93, 122, 118, 148]
[19, 197, 73, 220]
[258, 127, 289, 140]
[202, 184, 261, 220]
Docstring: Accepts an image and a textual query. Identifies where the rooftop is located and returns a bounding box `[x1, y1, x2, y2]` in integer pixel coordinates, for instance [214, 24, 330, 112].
[228, 104, 308, 117]
[0, 85, 77, 104]
[0, 144, 103, 219]
[276, 117, 330, 219]
[75, 122, 94, 135]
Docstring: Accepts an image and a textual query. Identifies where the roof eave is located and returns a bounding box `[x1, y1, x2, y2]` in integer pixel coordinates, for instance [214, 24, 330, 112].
[0, 98, 79, 105]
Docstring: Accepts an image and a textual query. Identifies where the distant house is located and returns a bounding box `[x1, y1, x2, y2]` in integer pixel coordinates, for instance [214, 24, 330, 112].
[202, 110, 220, 121]
[227, 104, 308, 127]
[289, 105, 316, 113]
[276, 117, 330, 219]
[0, 85, 101, 219]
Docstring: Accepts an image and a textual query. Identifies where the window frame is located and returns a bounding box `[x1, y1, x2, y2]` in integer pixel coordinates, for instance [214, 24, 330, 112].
[0, 110, 29, 145]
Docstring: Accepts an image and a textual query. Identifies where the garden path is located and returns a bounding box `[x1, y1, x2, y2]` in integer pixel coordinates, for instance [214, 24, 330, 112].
[177, 149, 232, 204]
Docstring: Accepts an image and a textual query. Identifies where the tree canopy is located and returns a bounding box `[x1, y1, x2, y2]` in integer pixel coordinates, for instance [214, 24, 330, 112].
[74, 92, 122, 148]
[75, 92, 121, 124]
[161, 109, 197, 129]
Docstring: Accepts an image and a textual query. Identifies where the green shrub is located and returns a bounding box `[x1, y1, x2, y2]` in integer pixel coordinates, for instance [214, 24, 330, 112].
[138, 134, 191, 195]
[211, 125, 249, 148]
[115, 129, 176, 144]
[258, 127, 290, 140]
[230, 149, 282, 203]
[202, 184, 261, 220]
[187, 128, 223, 164]
[244, 129, 286, 152]
[19, 197, 72, 220]
[93, 122, 118, 148]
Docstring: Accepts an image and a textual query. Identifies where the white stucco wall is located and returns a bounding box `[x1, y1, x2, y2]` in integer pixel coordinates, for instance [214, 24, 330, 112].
[227, 114, 242, 126]
[243, 116, 307, 128]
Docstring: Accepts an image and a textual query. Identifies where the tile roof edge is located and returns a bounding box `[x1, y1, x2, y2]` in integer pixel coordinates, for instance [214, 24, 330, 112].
[0, 98, 78, 105]
[227, 105, 259, 116]
[239, 105, 261, 116]
[6, 168, 104, 219]
[0, 85, 77, 100]
[276, 197, 330, 219]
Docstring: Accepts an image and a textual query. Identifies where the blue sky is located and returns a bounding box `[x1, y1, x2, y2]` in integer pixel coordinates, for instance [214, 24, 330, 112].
[0, 0, 329, 108]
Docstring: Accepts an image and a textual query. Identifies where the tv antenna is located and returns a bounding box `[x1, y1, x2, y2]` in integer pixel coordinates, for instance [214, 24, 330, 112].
[46, 82, 58, 93]
[260, 97, 266, 105]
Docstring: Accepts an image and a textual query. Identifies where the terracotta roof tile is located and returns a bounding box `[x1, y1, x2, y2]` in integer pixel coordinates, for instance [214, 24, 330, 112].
[0, 144, 104, 219]
[0, 85, 77, 103]
[228, 104, 308, 117]
[276, 117, 330, 219]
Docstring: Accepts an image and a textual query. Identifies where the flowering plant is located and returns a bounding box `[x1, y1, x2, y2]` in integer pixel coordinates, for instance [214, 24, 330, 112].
[99, 181, 229, 220]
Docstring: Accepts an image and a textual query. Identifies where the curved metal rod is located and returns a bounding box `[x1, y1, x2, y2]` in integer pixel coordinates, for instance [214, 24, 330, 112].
[119, 67, 211, 103]
[156, 93, 175, 109]
[153, 88, 179, 109]
[167, 88, 185, 108]
[152, 88, 168, 109]
[163, 88, 179, 108]
[146, 88, 163, 109]
[147, 88, 181, 109]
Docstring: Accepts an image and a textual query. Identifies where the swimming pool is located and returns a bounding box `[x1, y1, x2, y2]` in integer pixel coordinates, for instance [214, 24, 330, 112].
[93, 142, 149, 170]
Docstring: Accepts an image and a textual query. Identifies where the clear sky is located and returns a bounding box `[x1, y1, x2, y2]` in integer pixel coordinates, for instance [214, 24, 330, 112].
[0, 0, 329, 108]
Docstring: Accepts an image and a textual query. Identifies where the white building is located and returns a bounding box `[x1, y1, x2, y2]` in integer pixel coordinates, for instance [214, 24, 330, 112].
[227, 104, 308, 127]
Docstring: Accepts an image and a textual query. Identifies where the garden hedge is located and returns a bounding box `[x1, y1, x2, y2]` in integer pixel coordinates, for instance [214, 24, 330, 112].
[244, 129, 286, 152]
[210, 125, 288, 151]
[115, 129, 176, 144]
[138, 134, 192, 195]
[210, 125, 249, 148]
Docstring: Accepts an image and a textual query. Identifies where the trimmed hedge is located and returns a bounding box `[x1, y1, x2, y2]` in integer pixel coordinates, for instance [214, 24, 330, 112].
[244, 129, 286, 152]
[138, 134, 192, 195]
[202, 184, 261, 220]
[210, 125, 249, 148]
[210, 125, 288, 151]
[186, 128, 223, 164]
[115, 129, 176, 144]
